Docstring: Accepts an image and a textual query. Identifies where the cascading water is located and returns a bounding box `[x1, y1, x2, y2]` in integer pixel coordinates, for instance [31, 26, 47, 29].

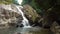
[16, 6, 31, 28]
[15, 0, 31, 28]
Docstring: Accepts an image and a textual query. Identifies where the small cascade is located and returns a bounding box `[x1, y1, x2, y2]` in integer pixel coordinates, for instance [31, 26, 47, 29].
[15, 5, 31, 28]
[13, 0, 31, 28]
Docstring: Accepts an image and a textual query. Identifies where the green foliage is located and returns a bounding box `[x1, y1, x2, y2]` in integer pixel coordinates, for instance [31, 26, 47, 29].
[0, 0, 13, 4]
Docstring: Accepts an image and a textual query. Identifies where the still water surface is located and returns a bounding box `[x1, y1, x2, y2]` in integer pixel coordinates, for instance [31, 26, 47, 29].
[0, 27, 53, 34]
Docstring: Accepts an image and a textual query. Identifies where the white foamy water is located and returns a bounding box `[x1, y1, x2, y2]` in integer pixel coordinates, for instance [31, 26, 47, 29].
[18, 0, 23, 5]
[15, 5, 31, 28]
[15, 0, 31, 28]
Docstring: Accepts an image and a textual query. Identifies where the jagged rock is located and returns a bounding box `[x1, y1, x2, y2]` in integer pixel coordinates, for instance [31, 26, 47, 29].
[50, 21, 60, 34]
[0, 4, 23, 28]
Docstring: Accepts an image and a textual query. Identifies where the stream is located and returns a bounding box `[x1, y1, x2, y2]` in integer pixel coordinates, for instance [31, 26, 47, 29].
[0, 0, 54, 34]
[0, 27, 53, 34]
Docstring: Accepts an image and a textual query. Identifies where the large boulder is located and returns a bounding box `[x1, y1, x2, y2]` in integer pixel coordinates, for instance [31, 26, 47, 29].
[23, 4, 42, 26]
[0, 4, 23, 29]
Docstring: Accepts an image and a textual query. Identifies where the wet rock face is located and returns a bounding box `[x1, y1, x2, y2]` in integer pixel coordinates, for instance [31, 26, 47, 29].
[0, 4, 23, 28]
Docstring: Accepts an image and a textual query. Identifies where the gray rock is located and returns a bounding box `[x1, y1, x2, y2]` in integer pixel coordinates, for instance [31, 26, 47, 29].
[0, 4, 23, 28]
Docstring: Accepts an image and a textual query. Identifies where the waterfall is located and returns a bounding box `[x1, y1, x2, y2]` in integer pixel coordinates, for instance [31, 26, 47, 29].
[12, 0, 31, 28]
[15, 5, 31, 28]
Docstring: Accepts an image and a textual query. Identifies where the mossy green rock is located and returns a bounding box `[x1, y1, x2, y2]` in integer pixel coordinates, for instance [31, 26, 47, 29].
[23, 4, 41, 23]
